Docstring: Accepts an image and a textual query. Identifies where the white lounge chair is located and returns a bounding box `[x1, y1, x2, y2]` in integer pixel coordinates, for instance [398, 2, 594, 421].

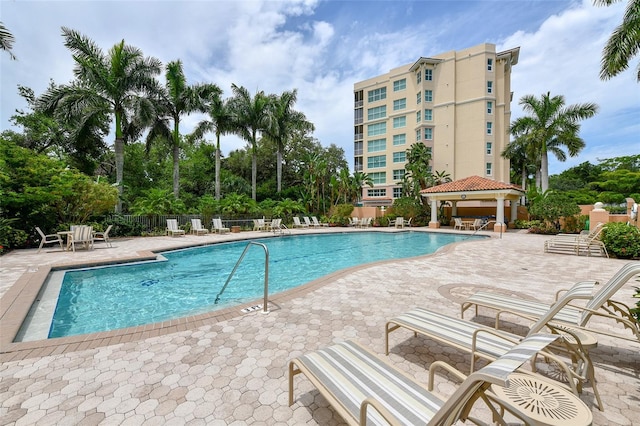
[36, 227, 64, 253]
[68, 225, 93, 252]
[292, 217, 308, 228]
[349, 217, 359, 227]
[289, 334, 592, 426]
[544, 222, 608, 257]
[212, 218, 229, 234]
[253, 218, 267, 231]
[166, 219, 185, 237]
[387, 280, 604, 410]
[93, 224, 113, 247]
[311, 216, 329, 227]
[190, 218, 209, 235]
[461, 262, 640, 343]
[303, 216, 312, 227]
[394, 216, 405, 228]
[453, 217, 464, 230]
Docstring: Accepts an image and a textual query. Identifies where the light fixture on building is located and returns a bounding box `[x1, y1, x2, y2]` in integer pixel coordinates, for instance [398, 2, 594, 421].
[460, 194, 466, 200]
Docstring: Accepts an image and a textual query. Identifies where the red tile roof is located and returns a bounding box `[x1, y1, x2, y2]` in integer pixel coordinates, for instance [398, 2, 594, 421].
[421, 175, 524, 193]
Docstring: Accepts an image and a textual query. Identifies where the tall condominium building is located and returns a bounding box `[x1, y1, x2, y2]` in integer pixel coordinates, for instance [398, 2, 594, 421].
[353, 43, 519, 206]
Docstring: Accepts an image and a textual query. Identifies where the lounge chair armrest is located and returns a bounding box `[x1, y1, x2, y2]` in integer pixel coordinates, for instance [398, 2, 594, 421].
[360, 397, 403, 426]
[494, 309, 541, 329]
[471, 328, 520, 351]
[428, 360, 467, 391]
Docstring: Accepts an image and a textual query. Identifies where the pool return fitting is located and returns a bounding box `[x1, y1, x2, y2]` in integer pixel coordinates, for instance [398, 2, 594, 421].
[214, 242, 270, 314]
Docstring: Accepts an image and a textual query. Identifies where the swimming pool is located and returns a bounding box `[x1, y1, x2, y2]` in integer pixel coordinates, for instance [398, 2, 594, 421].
[42, 231, 480, 338]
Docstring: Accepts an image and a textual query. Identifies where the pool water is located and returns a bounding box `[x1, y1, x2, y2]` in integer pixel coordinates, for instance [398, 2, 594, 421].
[49, 231, 479, 338]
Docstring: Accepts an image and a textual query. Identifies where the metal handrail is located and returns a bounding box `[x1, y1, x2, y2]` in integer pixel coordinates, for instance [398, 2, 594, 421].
[214, 242, 269, 314]
[468, 220, 503, 239]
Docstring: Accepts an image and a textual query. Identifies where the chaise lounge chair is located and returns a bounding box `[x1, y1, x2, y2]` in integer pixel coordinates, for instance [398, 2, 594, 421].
[166, 219, 185, 237]
[289, 334, 592, 426]
[544, 222, 608, 257]
[386, 280, 604, 410]
[311, 216, 329, 227]
[93, 224, 113, 247]
[36, 227, 64, 253]
[460, 262, 640, 343]
[292, 217, 308, 228]
[212, 218, 229, 234]
[190, 218, 209, 235]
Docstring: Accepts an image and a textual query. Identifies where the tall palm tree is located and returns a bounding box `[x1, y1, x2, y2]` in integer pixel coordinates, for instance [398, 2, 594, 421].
[0, 22, 16, 60]
[146, 60, 221, 198]
[38, 27, 162, 212]
[502, 135, 537, 192]
[228, 84, 273, 200]
[350, 171, 373, 204]
[192, 96, 234, 200]
[510, 92, 598, 192]
[405, 142, 433, 191]
[264, 90, 314, 193]
[595, 0, 640, 81]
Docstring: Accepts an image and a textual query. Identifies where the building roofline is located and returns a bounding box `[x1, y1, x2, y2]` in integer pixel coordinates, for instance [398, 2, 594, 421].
[409, 57, 444, 72]
[497, 46, 520, 66]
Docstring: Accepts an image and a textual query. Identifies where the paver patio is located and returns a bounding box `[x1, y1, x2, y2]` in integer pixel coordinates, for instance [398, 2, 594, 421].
[0, 228, 638, 425]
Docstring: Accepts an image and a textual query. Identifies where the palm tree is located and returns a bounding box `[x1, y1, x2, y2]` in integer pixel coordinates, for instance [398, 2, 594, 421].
[405, 142, 433, 191]
[264, 90, 314, 193]
[192, 96, 234, 200]
[228, 84, 273, 200]
[38, 27, 162, 212]
[350, 171, 373, 205]
[146, 60, 221, 198]
[0, 22, 16, 60]
[595, 0, 640, 81]
[502, 135, 537, 193]
[510, 92, 598, 192]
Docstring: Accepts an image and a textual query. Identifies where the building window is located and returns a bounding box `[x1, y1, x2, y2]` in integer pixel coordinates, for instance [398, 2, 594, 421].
[369, 172, 386, 185]
[367, 188, 387, 197]
[354, 157, 363, 171]
[416, 111, 421, 123]
[367, 138, 386, 152]
[416, 70, 422, 84]
[415, 129, 421, 141]
[486, 122, 492, 135]
[393, 152, 406, 163]
[426, 146, 432, 156]
[424, 128, 433, 140]
[416, 91, 421, 104]
[393, 79, 406, 91]
[424, 109, 432, 121]
[487, 58, 493, 71]
[424, 89, 433, 102]
[425, 69, 433, 81]
[368, 87, 387, 103]
[367, 105, 386, 121]
[487, 81, 493, 94]
[393, 187, 402, 198]
[393, 134, 406, 145]
[486, 142, 492, 155]
[393, 116, 406, 128]
[354, 141, 363, 155]
[393, 98, 406, 111]
[392, 169, 405, 180]
[487, 101, 493, 114]
[367, 122, 386, 136]
[486, 162, 492, 176]
[367, 155, 386, 169]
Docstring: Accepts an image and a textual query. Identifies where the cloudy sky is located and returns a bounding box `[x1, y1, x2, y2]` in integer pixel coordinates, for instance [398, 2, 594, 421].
[1, 0, 638, 175]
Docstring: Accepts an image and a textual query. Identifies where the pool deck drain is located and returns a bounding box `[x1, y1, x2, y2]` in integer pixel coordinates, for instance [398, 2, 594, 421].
[0, 227, 638, 425]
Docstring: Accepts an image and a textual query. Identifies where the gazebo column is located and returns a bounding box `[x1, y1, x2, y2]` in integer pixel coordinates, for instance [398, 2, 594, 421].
[494, 196, 506, 232]
[429, 198, 440, 228]
[510, 199, 518, 226]
[452, 201, 458, 217]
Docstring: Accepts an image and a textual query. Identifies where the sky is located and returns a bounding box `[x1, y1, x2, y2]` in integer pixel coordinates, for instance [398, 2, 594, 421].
[1, 0, 638, 176]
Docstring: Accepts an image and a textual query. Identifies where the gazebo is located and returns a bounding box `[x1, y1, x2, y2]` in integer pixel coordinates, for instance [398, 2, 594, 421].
[420, 175, 525, 232]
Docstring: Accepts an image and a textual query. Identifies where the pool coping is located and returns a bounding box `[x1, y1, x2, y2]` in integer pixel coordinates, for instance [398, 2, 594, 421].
[0, 230, 483, 361]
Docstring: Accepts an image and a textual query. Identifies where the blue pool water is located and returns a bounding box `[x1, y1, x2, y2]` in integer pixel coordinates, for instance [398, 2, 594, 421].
[49, 231, 480, 338]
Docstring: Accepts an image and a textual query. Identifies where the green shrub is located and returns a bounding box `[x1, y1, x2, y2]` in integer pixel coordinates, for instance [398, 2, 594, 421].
[328, 204, 354, 226]
[601, 223, 640, 259]
[631, 287, 640, 323]
[103, 215, 144, 237]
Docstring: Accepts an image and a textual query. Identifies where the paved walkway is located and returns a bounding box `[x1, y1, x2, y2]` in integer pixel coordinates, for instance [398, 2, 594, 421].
[0, 228, 638, 425]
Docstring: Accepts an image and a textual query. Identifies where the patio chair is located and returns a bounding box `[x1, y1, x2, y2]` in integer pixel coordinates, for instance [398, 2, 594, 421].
[469, 218, 483, 230]
[303, 216, 312, 227]
[311, 216, 329, 227]
[461, 261, 640, 343]
[386, 279, 604, 410]
[166, 219, 185, 237]
[190, 218, 209, 235]
[212, 218, 229, 234]
[68, 225, 94, 252]
[453, 217, 464, 231]
[292, 217, 308, 228]
[544, 222, 608, 257]
[358, 217, 372, 228]
[36, 227, 64, 253]
[93, 224, 113, 247]
[290, 335, 592, 426]
[349, 217, 359, 227]
[394, 216, 405, 228]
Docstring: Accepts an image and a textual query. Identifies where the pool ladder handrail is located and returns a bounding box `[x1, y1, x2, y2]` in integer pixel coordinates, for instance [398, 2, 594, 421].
[466, 220, 502, 239]
[214, 241, 269, 314]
